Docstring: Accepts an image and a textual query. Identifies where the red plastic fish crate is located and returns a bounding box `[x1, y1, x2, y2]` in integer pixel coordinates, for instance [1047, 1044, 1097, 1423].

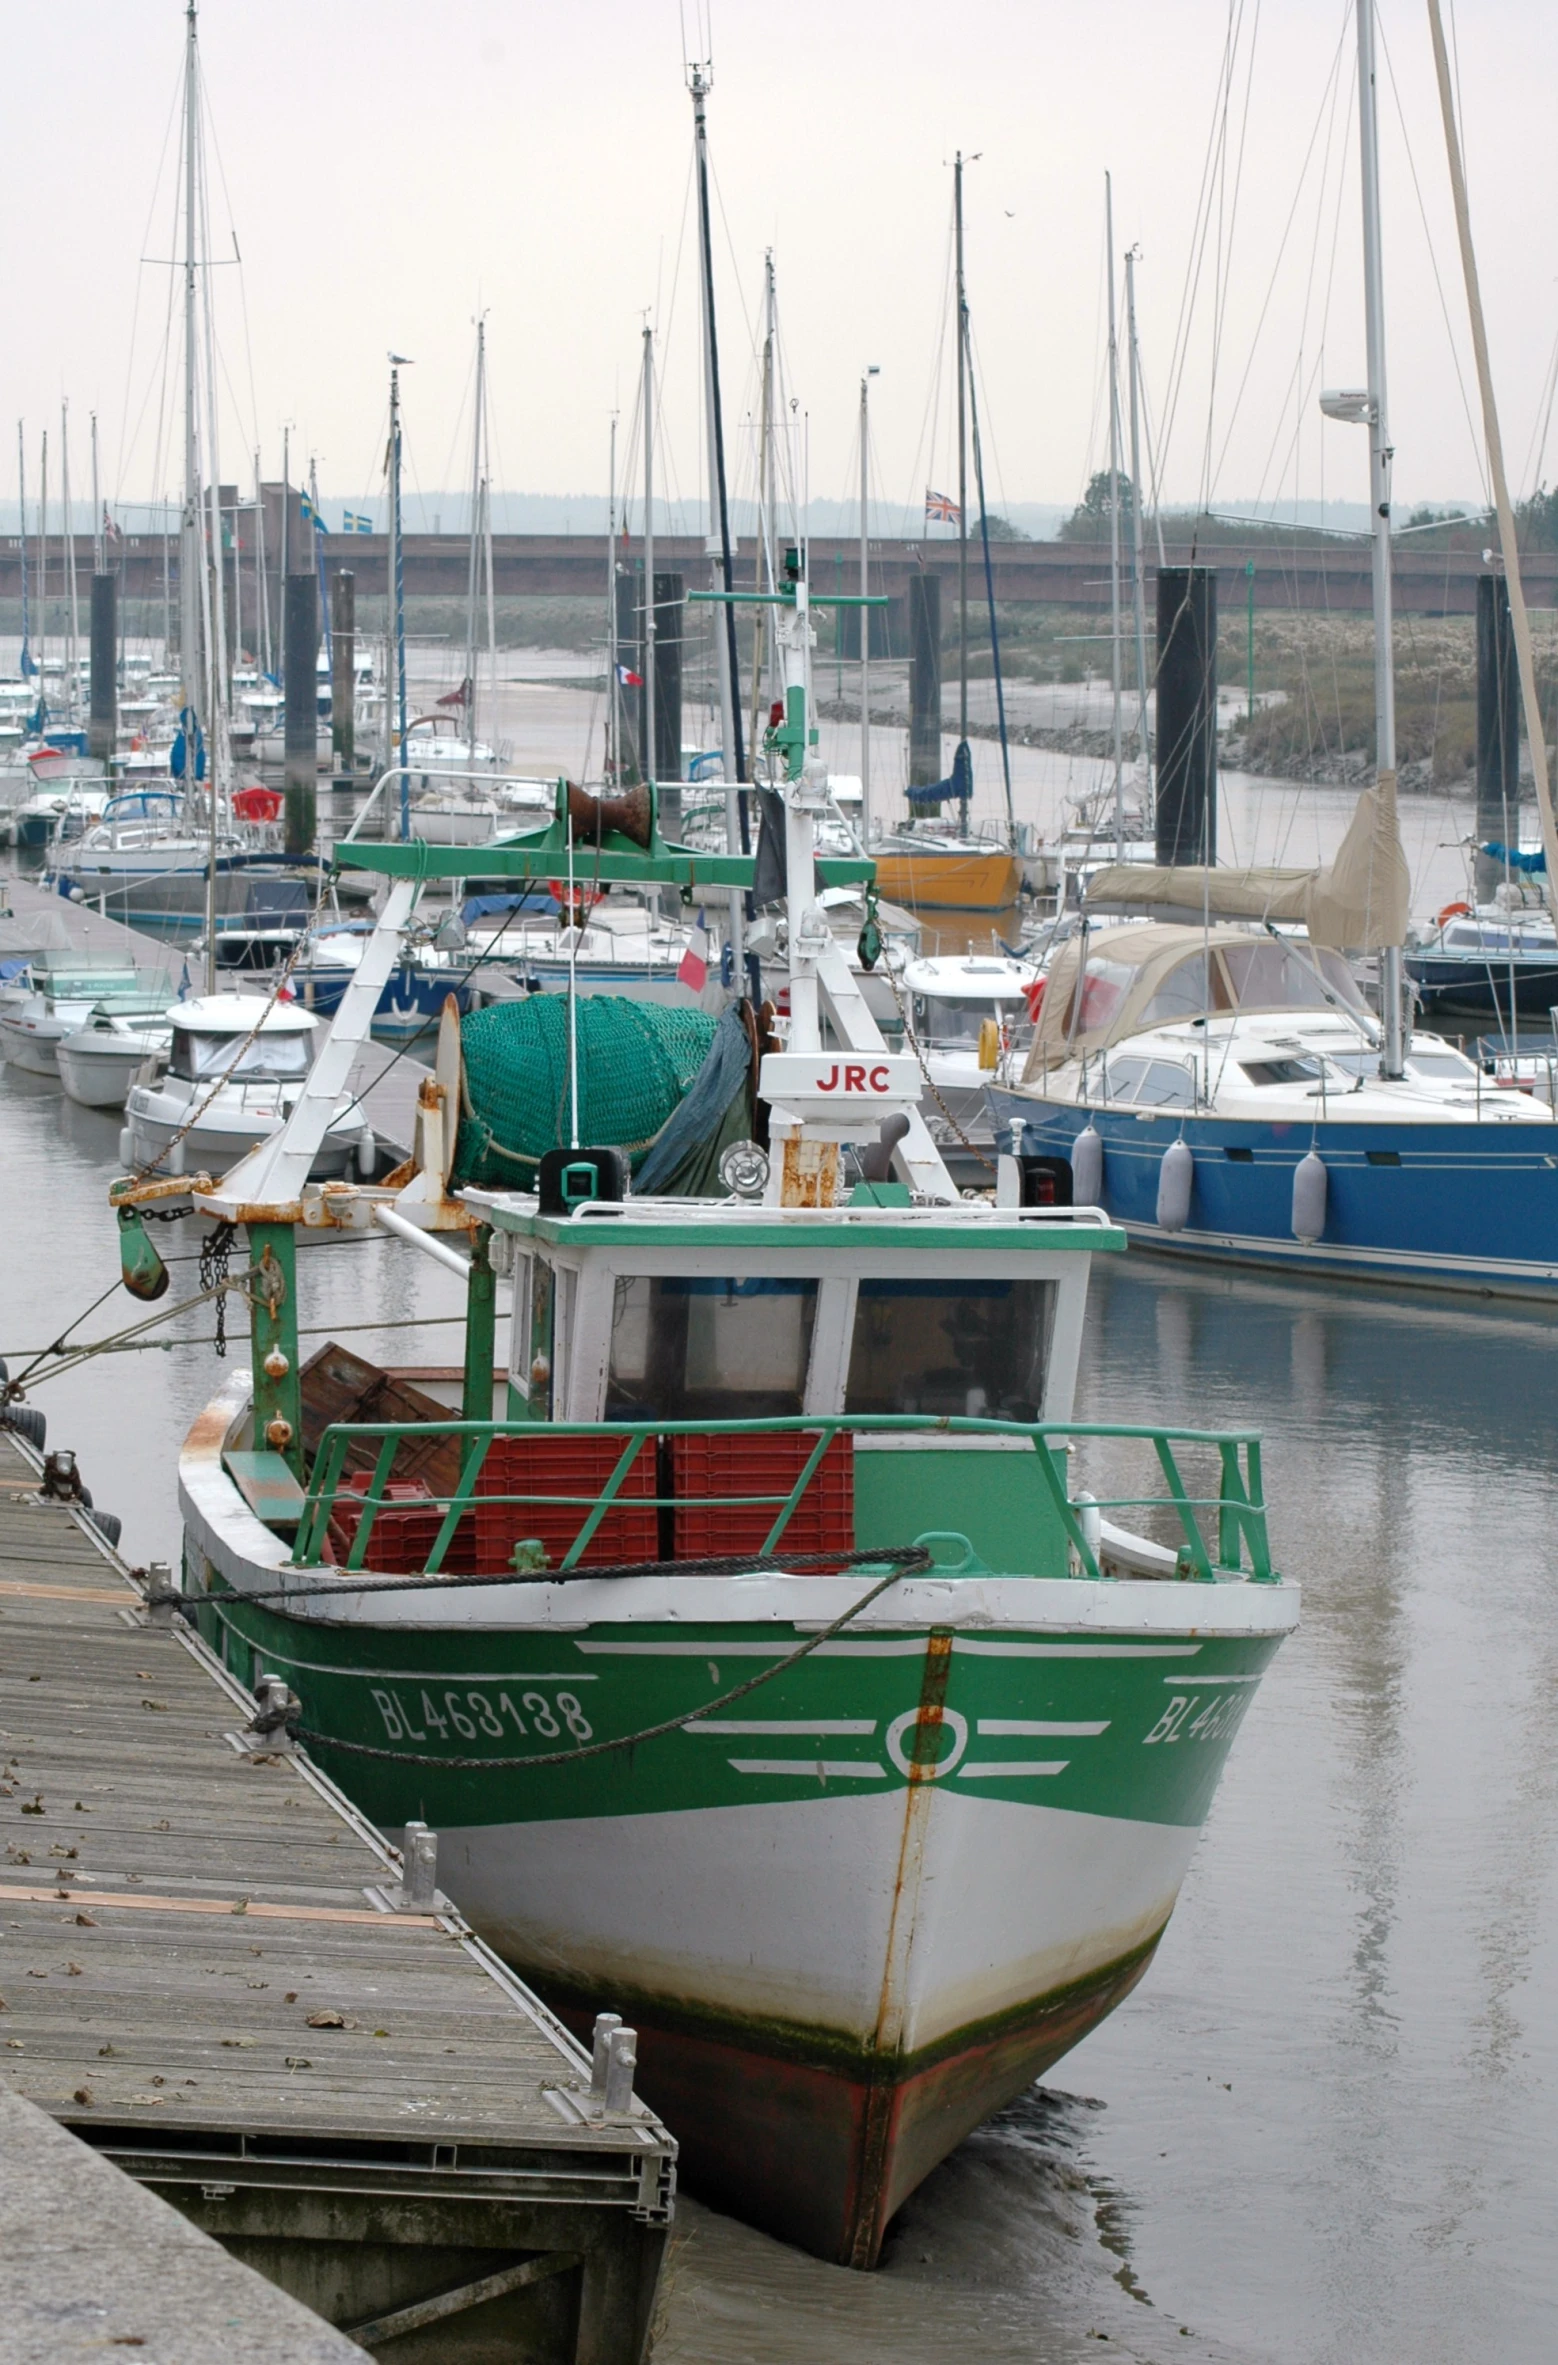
[473, 1433, 659, 1574]
[671, 1430, 854, 1560]
[328, 1474, 474, 1574]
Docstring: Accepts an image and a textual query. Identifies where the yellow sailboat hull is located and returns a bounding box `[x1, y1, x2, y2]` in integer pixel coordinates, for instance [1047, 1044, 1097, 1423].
[871, 847, 1024, 914]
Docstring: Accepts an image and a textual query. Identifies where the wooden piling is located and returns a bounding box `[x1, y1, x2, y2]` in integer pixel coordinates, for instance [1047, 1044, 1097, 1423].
[1475, 571, 1520, 899]
[89, 573, 117, 764]
[1155, 566, 1218, 865]
[283, 572, 318, 858]
[908, 572, 943, 788]
[330, 568, 355, 779]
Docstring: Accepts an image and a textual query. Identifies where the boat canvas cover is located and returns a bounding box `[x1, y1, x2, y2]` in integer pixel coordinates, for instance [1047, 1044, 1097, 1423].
[1024, 922, 1256, 1075]
[1081, 774, 1410, 952]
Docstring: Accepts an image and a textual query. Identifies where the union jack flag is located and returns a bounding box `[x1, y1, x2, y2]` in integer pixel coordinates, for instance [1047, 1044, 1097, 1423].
[925, 488, 961, 525]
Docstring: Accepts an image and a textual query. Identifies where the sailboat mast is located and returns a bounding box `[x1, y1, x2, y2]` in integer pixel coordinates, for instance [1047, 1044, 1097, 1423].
[860, 368, 874, 847]
[253, 447, 270, 678]
[605, 414, 618, 785]
[641, 325, 656, 795]
[17, 426, 30, 682]
[62, 404, 79, 720]
[689, 60, 746, 975]
[955, 151, 969, 750]
[1106, 175, 1125, 860]
[1354, 0, 1404, 1076]
[465, 319, 485, 755]
[179, 0, 202, 724]
[388, 360, 409, 837]
[91, 410, 102, 577]
[748, 253, 777, 770]
[1125, 247, 1152, 809]
[39, 431, 48, 686]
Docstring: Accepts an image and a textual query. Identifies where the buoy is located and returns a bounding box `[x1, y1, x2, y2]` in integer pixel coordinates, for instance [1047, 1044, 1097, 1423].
[1436, 900, 1472, 926]
[1292, 1148, 1328, 1242]
[1071, 1123, 1104, 1204]
[1156, 1139, 1194, 1231]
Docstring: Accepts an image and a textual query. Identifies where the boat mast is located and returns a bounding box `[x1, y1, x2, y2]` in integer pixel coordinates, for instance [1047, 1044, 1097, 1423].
[253, 446, 270, 678]
[90, 410, 102, 577]
[641, 323, 656, 798]
[387, 356, 410, 837]
[465, 317, 485, 757]
[1354, 0, 1404, 1077]
[605, 413, 618, 785]
[748, 253, 778, 771]
[1106, 174, 1125, 861]
[17, 425, 31, 683]
[38, 431, 48, 693]
[859, 366, 875, 846]
[61, 404, 79, 721]
[955, 152, 969, 762]
[689, 60, 746, 975]
[179, 0, 202, 733]
[1125, 247, 1152, 813]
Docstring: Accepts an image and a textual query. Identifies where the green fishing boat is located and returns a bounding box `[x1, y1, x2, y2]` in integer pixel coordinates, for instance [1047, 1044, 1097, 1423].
[116, 552, 1297, 2268]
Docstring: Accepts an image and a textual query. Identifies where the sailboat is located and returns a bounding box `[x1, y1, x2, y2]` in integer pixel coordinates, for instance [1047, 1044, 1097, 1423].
[988, 0, 1558, 1301]
[871, 153, 1024, 921]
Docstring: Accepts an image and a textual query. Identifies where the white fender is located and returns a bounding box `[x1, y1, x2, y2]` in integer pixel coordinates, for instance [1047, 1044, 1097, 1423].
[1070, 1122, 1103, 1205]
[1292, 1147, 1328, 1242]
[1156, 1138, 1194, 1232]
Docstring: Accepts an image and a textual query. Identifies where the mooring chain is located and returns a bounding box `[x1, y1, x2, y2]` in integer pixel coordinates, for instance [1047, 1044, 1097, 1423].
[198, 1222, 238, 1359]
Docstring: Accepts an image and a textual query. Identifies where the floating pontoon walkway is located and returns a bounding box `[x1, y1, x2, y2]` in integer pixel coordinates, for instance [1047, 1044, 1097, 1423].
[0, 1430, 673, 2362]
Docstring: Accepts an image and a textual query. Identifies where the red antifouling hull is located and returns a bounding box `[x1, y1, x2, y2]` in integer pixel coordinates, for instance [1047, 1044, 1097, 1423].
[548, 1937, 1159, 2267]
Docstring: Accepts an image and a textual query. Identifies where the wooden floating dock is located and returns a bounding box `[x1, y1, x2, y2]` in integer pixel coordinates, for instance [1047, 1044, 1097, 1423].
[0, 1429, 674, 2362]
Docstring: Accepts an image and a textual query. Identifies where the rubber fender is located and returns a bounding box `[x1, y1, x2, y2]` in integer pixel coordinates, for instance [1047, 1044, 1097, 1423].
[87, 1509, 122, 1549]
[1, 1404, 45, 1450]
[1070, 1123, 1104, 1205]
[1156, 1139, 1194, 1232]
[1292, 1148, 1328, 1242]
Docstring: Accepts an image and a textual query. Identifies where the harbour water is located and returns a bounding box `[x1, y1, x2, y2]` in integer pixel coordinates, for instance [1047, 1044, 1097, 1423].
[5, 1028, 1555, 2361]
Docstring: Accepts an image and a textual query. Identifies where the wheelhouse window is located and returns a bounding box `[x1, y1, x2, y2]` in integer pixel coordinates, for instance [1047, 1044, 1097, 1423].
[605, 1276, 819, 1420]
[169, 1028, 312, 1082]
[845, 1278, 1056, 1422]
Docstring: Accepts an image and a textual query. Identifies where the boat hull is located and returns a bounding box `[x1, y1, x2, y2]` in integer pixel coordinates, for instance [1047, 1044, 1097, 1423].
[989, 1089, 1558, 1298]
[1405, 950, 1558, 1023]
[0, 1015, 63, 1074]
[872, 848, 1023, 914]
[184, 1441, 1292, 2265]
[57, 1041, 153, 1108]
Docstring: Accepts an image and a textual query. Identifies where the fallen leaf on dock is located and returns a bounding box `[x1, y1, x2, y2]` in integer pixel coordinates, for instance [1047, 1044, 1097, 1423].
[305, 2009, 348, 2028]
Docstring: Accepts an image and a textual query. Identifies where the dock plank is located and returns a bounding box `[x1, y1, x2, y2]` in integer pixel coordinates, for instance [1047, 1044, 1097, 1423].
[0, 1431, 674, 2361]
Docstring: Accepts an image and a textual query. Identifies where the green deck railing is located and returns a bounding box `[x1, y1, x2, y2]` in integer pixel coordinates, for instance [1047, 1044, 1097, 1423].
[288, 1414, 1276, 1586]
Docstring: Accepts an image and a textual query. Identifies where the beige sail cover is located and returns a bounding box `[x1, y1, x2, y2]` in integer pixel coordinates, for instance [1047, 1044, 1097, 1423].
[1081, 773, 1410, 952]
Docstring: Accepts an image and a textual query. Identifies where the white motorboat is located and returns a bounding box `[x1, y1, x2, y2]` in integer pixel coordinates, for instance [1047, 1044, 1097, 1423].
[120, 994, 375, 1180]
[898, 951, 1042, 1180]
[56, 1004, 174, 1109]
[0, 953, 171, 1077]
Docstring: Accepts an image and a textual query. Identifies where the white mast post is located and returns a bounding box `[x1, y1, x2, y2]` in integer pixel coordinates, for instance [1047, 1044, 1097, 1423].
[860, 367, 877, 848]
[1125, 248, 1152, 813]
[1106, 174, 1125, 861]
[605, 414, 618, 785]
[641, 324, 656, 811]
[689, 61, 744, 982]
[179, 1, 201, 736]
[61, 402, 79, 721]
[1355, 0, 1405, 1077]
[465, 318, 484, 758]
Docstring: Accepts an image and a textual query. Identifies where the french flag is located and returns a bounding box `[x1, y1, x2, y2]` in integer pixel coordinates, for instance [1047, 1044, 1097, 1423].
[677, 911, 710, 991]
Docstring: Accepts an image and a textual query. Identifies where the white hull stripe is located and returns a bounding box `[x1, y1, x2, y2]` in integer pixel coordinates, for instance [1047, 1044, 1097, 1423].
[1122, 1220, 1558, 1284]
[978, 1718, 1109, 1737]
[956, 1761, 1069, 1779]
[688, 1718, 876, 1737]
[728, 1758, 887, 1779]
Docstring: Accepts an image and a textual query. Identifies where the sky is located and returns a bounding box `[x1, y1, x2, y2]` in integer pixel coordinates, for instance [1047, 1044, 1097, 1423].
[11, 1, 1558, 531]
